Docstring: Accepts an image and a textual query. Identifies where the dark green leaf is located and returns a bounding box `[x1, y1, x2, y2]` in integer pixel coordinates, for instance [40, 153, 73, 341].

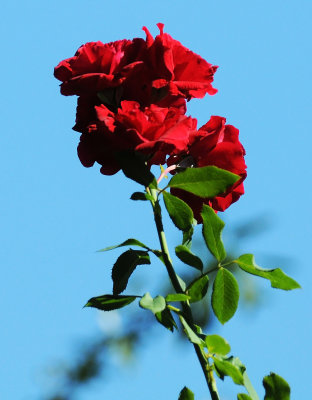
[163, 191, 194, 232]
[97, 86, 122, 107]
[178, 386, 195, 400]
[238, 394, 252, 400]
[98, 238, 150, 252]
[155, 308, 177, 332]
[194, 324, 203, 334]
[182, 227, 194, 248]
[168, 166, 240, 198]
[212, 268, 239, 324]
[175, 245, 204, 271]
[235, 254, 301, 290]
[116, 151, 157, 187]
[201, 205, 226, 262]
[166, 293, 191, 302]
[187, 275, 209, 303]
[205, 334, 231, 355]
[263, 372, 290, 400]
[130, 192, 154, 201]
[139, 293, 166, 314]
[179, 315, 205, 346]
[213, 356, 245, 385]
[112, 250, 150, 295]
[84, 294, 137, 311]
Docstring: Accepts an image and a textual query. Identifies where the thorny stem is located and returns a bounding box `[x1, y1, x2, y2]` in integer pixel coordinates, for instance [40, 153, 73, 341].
[149, 188, 220, 400]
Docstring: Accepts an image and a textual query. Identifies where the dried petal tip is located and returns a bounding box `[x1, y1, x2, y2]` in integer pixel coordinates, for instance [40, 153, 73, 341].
[157, 23, 164, 35]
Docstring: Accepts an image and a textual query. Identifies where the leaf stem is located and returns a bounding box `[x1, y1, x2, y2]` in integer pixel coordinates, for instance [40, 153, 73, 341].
[204, 265, 220, 275]
[167, 304, 181, 314]
[149, 188, 220, 400]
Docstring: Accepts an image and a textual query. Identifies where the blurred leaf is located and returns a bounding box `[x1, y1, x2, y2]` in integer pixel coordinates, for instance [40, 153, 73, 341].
[186, 275, 209, 303]
[179, 315, 205, 346]
[235, 254, 300, 290]
[201, 205, 226, 262]
[178, 386, 195, 400]
[177, 274, 187, 291]
[68, 351, 99, 382]
[84, 294, 137, 311]
[163, 191, 194, 232]
[168, 166, 239, 198]
[130, 192, 154, 201]
[155, 308, 177, 332]
[212, 268, 239, 324]
[205, 334, 231, 355]
[243, 372, 260, 400]
[116, 151, 157, 188]
[175, 245, 204, 271]
[166, 293, 191, 302]
[238, 394, 252, 400]
[139, 293, 166, 314]
[233, 215, 271, 239]
[263, 372, 290, 400]
[112, 250, 150, 295]
[213, 356, 245, 385]
[98, 238, 150, 252]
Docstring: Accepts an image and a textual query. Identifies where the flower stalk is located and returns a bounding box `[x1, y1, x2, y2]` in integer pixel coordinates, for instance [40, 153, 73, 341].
[150, 188, 220, 400]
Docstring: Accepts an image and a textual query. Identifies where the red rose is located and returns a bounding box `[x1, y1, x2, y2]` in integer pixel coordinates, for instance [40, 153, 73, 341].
[54, 24, 217, 133]
[143, 23, 218, 101]
[77, 101, 196, 175]
[169, 116, 246, 221]
[54, 39, 146, 97]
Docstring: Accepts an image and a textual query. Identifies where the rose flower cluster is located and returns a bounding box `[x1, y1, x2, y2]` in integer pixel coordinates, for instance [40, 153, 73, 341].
[54, 24, 246, 221]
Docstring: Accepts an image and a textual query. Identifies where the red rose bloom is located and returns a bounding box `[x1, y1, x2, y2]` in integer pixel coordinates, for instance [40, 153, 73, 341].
[54, 24, 217, 133]
[54, 39, 146, 97]
[77, 101, 196, 175]
[169, 116, 246, 221]
[143, 23, 218, 101]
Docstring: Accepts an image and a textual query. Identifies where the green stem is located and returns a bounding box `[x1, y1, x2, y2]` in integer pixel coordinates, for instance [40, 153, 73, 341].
[149, 188, 220, 400]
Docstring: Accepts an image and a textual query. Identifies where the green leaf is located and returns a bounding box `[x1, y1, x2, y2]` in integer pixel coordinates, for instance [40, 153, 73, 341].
[182, 227, 194, 248]
[166, 293, 191, 302]
[163, 191, 194, 232]
[235, 254, 301, 290]
[168, 166, 240, 198]
[175, 245, 204, 271]
[238, 394, 252, 400]
[130, 192, 154, 201]
[84, 294, 137, 311]
[201, 205, 226, 262]
[179, 315, 205, 346]
[98, 238, 150, 252]
[263, 372, 290, 400]
[178, 386, 195, 400]
[205, 334, 231, 355]
[186, 275, 209, 303]
[116, 151, 157, 188]
[97, 86, 122, 107]
[155, 308, 177, 332]
[213, 356, 245, 385]
[212, 268, 239, 324]
[112, 250, 151, 295]
[139, 292, 166, 314]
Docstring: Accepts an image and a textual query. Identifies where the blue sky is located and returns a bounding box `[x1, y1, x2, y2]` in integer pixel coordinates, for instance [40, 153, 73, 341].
[1, 0, 311, 399]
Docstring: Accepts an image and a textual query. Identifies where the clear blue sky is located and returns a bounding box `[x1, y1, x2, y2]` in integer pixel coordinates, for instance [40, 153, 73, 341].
[1, 0, 311, 399]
